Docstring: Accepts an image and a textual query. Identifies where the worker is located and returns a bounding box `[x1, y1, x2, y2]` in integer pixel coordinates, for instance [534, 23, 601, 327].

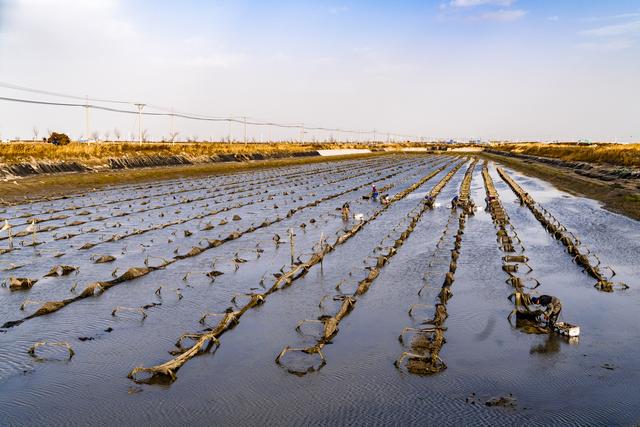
[425, 194, 434, 207]
[531, 295, 562, 328]
[372, 185, 379, 200]
[451, 195, 459, 209]
[341, 202, 350, 221]
[381, 194, 390, 205]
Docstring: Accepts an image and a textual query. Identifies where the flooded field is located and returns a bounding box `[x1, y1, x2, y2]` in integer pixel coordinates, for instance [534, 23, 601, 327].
[0, 154, 638, 426]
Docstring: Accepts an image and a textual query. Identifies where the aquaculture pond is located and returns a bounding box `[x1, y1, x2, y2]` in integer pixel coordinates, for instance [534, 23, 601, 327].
[0, 154, 638, 426]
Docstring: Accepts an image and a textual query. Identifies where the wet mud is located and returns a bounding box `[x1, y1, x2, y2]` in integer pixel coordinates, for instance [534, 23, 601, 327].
[0, 154, 639, 426]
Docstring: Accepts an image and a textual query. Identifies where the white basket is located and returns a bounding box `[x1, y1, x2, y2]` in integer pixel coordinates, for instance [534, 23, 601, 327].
[553, 322, 580, 337]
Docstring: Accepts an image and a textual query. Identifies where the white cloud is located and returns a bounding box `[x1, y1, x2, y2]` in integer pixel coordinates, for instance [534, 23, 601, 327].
[547, 15, 560, 22]
[328, 6, 349, 15]
[581, 20, 640, 37]
[578, 14, 640, 53]
[477, 9, 527, 22]
[441, 0, 525, 23]
[581, 12, 640, 23]
[450, 0, 514, 8]
[578, 39, 634, 52]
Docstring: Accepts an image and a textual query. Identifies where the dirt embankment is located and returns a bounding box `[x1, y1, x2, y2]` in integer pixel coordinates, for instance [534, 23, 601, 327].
[491, 142, 640, 168]
[0, 141, 484, 179]
[486, 149, 640, 181]
[483, 150, 640, 221]
[0, 151, 319, 179]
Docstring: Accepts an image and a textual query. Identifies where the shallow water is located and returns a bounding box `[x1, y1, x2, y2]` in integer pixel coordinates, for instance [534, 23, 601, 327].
[0, 154, 639, 426]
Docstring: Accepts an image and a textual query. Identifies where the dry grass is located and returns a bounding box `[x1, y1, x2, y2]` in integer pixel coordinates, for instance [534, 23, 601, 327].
[0, 142, 317, 165]
[0, 141, 426, 165]
[493, 143, 640, 168]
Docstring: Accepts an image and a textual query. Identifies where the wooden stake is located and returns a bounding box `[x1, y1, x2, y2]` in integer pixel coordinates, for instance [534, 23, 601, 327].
[288, 228, 295, 266]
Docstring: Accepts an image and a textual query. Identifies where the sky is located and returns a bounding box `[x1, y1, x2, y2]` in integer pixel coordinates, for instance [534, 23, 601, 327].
[0, 0, 639, 142]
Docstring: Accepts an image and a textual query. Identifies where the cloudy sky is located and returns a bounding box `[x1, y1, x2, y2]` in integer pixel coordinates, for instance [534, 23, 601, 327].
[0, 0, 638, 142]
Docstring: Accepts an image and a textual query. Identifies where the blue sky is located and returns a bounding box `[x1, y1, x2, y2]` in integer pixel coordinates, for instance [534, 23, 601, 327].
[0, 0, 638, 141]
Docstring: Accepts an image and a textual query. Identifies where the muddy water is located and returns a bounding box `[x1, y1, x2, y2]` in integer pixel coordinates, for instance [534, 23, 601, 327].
[0, 155, 639, 426]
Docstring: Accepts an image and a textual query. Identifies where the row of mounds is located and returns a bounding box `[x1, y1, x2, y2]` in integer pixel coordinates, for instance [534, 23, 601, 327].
[496, 167, 627, 293]
[275, 160, 466, 375]
[395, 159, 477, 375]
[4, 157, 420, 328]
[3, 155, 404, 254]
[7, 156, 435, 373]
[130, 161, 456, 382]
[481, 162, 548, 334]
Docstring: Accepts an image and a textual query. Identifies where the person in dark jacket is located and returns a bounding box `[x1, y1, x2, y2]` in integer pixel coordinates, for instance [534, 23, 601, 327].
[531, 295, 562, 328]
[451, 195, 459, 209]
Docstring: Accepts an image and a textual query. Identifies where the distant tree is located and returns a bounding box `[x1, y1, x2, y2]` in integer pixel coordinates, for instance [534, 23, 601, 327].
[47, 132, 71, 146]
[104, 130, 110, 142]
[113, 127, 121, 141]
[90, 131, 100, 142]
[169, 131, 179, 143]
[32, 126, 39, 141]
[142, 129, 149, 142]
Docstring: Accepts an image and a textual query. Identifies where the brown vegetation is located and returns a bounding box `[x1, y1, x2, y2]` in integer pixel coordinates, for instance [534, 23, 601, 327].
[493, 143, 640, 168]
[0, 141, 425, 166]
[46, 132, 71, 146]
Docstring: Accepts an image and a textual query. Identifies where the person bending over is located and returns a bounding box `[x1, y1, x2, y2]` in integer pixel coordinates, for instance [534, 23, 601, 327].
[531, 295, 562, 328]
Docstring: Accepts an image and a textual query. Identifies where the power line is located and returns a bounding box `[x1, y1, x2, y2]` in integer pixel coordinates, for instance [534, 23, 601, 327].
[0, 85, 426, 140]
[0, 81, 135, 105]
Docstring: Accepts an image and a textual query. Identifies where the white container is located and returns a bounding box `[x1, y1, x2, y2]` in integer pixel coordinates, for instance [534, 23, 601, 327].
[553, 322, 580, 337]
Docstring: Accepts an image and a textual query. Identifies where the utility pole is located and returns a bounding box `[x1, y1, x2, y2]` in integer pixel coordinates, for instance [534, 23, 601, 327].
[373, 129, 376, 144]
[299, 123, 304, 143]
[84, 95, 90, 142]
[135, 103, 145, 144]
[170, 107, 175, 145]
[243, 116, 247, 145]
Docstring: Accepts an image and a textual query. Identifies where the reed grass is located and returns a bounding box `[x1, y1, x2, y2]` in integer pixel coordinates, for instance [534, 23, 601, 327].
[0, 141, 418, 165]
[494, 143, 640, 168]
